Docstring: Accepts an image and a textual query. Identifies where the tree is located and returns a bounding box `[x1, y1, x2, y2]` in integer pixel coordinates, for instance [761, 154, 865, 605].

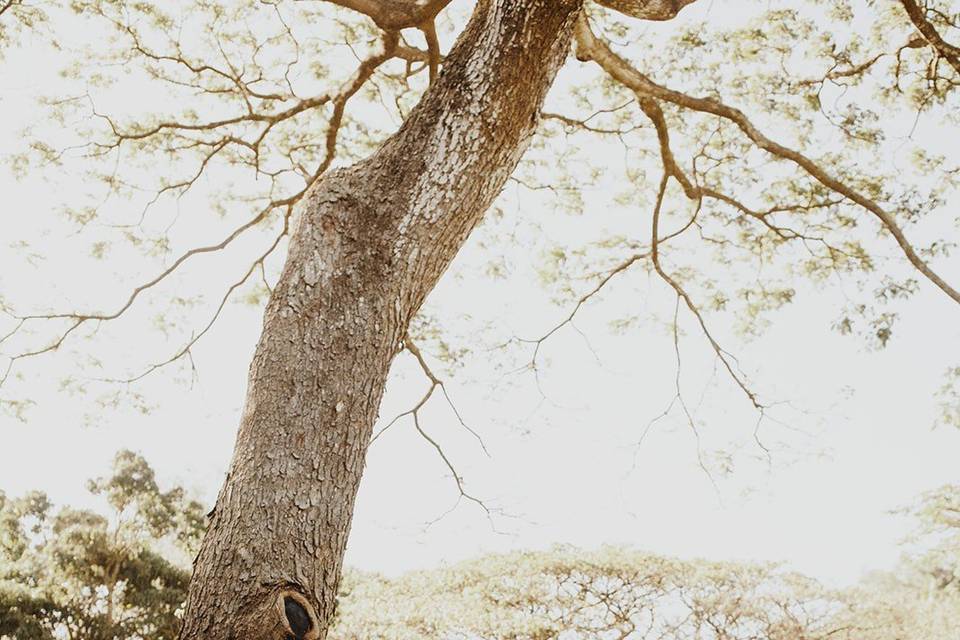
[900, 483, 960, 591]
[2, 462, 958, 639]
[330, 547, 839, 640]
[0, 450, 204, 639]
[1, 0, 958, 638]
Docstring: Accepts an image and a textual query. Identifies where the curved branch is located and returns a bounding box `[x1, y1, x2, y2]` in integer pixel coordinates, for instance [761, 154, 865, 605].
[369, 335, 493, 521]
[592, 0, 699, 21]
[319, 0, 452, 30]
[898, 0, 960, 75]
[639, 96, 845, 246]
[649, 173, 763, 411]
[575, 16, 960, 306]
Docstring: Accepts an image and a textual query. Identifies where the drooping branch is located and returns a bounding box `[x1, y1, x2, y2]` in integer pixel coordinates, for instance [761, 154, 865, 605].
[371, 335, 492, 519]
[575, 15, 960, 306]
[648, 173, 763, 411]
[373, 335, 488, 455]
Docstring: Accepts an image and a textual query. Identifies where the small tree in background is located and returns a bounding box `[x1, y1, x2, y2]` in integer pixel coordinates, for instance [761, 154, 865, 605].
[0, 451, 205, 640]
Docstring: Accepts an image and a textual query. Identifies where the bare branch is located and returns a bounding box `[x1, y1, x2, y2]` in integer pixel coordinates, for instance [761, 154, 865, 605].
[667, 296, 722, 492]
[405, 336, 490, 457]
[648, 174, 764, 411]
[521, 252, 648, 372]
[372, 336, 488, 453]
[104, 211, 292, 384]
[370, 334, 493, 520]
[412, 411, 492, 518]
[542, 99, 640, 135]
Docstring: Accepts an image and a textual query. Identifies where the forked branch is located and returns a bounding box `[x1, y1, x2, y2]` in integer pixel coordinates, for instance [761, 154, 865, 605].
[371, 334, 492, 519]
[898, 0, 960, 74]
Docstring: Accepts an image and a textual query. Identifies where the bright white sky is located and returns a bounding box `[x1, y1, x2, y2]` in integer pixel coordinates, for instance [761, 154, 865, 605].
[1, 0, 959, 590]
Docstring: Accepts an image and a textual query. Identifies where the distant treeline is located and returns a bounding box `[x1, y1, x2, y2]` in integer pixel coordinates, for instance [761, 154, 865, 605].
[2, 452, 958, 639]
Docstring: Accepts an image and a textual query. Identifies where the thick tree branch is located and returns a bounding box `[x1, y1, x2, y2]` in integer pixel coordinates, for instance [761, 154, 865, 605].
[639, 96, 846, 247]
[575, 16, 960, 306]
[592, 0, 698, 21]
[899, 0, 960, 75]
[317, 0, 452, 30]
[0, 0, 19, 17]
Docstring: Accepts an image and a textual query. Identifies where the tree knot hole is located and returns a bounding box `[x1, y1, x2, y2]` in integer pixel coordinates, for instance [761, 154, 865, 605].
[278, 590, 317, 640]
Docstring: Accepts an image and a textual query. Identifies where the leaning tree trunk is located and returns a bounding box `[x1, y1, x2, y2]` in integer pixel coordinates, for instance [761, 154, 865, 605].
[177, 2, 583, 638]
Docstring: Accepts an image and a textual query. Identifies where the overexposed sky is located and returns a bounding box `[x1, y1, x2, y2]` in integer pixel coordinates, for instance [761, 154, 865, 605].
[1, 0, 959, 589]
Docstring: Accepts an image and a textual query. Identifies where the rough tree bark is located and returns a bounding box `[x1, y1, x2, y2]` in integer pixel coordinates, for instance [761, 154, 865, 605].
[177, 1, 584, 638]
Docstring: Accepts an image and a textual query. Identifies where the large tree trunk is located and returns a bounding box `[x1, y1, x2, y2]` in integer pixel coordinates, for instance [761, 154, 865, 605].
[177, 2, 582, 638]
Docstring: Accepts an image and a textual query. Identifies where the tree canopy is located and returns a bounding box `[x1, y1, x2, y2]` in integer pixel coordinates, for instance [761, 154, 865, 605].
[1, 0, 958, 422]
[1, 0, 957, 551]
[0, 451, 204, 640]
[1, 0, 959, 637]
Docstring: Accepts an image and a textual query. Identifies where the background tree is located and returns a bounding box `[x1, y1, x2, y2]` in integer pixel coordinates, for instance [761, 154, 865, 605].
[329, 542, 960, 640]
[1, 0, 959, 638]
[900, 483, 960, 590]
[2, 459, 959, 639]
[330, 547, 838, 640]
[0, 451, 204, 640]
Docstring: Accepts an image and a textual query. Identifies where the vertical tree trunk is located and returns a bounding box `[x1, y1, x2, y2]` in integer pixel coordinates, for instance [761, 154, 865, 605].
[178, 2, 582, 638]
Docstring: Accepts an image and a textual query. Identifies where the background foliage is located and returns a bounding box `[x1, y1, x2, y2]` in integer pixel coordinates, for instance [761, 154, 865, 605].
[0, 452, 203, 640]
[2, 453, 959, 639]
